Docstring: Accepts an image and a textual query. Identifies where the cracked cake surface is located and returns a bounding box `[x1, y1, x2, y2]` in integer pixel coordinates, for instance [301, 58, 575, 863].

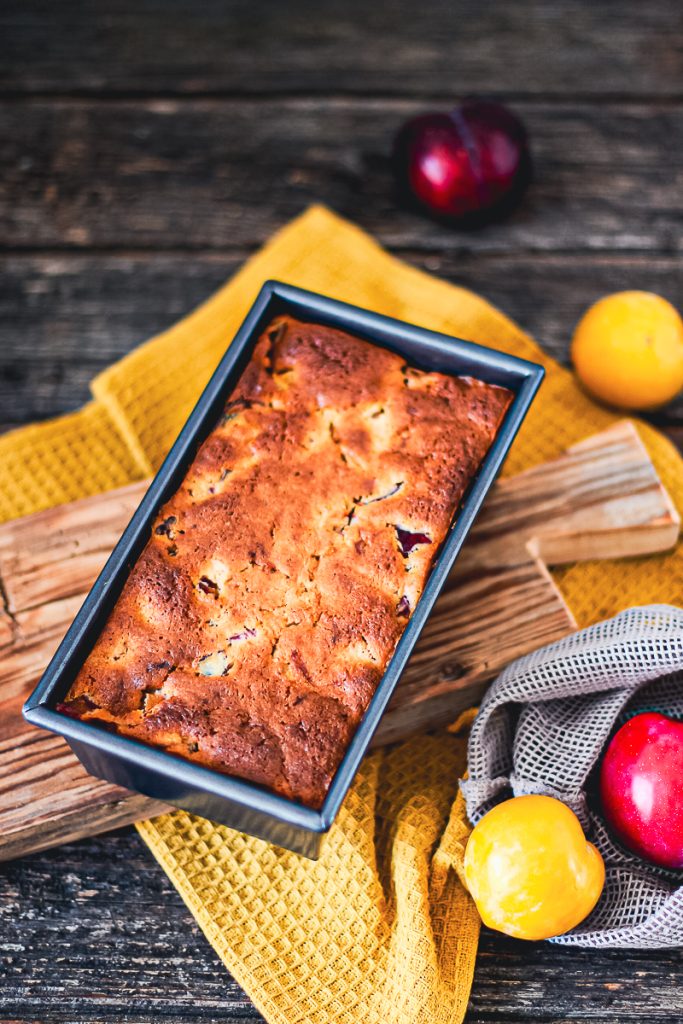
[61, 315, 513, 808]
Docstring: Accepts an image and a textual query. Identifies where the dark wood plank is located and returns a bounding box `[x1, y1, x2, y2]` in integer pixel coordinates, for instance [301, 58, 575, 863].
[2, 251, 681, 433]
[0, 828, 680, 1022]
[469, 932, 683, 1023]
[0, 829, 264, 1023]
[0, 252, 242, 428]
[1, 1, 682, 1017]
[1, 99, 682, 254]
[6, 420, 674, 861]
[1, 0, 682, 99]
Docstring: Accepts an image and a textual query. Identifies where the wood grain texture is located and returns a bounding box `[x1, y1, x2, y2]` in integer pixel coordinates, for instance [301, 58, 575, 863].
[1, 0, 681, 99]
[1, 0, 682, 1017]
[0, 421, 677, 860]
[0, 829, 681, 1023]
[1, 251, 681, 432]
[2, 99, 682, 256]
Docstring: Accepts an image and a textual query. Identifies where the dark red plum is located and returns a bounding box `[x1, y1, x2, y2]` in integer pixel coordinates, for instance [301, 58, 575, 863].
[393, 100, 532, 225]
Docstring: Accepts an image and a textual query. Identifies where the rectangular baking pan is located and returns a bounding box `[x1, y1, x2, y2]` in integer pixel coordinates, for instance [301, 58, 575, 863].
[24, 280, 544, 858]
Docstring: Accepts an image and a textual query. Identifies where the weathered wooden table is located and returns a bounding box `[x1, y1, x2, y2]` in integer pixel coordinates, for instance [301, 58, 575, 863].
[1, 2, 682, 1020]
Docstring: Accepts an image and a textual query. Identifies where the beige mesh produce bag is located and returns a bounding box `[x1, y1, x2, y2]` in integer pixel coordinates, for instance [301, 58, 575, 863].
[461, 605, 683, 949]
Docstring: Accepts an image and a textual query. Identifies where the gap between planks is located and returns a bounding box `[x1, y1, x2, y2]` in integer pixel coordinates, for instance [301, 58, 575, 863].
[0, 419, 678, 860]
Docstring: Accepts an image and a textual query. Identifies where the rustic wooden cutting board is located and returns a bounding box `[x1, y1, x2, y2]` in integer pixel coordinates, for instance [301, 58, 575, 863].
[0, 420, 678, 861]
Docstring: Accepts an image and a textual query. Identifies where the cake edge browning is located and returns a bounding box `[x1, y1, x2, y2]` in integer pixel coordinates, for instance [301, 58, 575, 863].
[59, 315, 513, 809]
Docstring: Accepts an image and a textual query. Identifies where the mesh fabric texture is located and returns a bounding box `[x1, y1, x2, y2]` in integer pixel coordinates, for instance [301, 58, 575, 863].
[1, 206, 682, 1020]
[461, 605, 683, 949]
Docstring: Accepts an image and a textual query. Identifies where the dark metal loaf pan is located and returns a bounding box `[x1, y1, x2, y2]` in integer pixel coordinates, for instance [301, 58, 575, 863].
[24, 280, 544, 858]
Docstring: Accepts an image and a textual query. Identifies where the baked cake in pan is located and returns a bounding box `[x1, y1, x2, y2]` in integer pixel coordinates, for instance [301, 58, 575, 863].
[60, 315, 513, 808]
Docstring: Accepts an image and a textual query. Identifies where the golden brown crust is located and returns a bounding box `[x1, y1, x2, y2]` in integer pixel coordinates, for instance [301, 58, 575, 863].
[62, 316, 512, 807]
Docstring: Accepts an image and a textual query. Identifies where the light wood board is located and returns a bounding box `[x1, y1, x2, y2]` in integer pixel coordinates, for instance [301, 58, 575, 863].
[0, 420, 678, 860]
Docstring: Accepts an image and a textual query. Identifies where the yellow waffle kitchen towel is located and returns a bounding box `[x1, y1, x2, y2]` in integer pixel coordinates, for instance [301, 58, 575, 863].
[1, 206, 682, 1024]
